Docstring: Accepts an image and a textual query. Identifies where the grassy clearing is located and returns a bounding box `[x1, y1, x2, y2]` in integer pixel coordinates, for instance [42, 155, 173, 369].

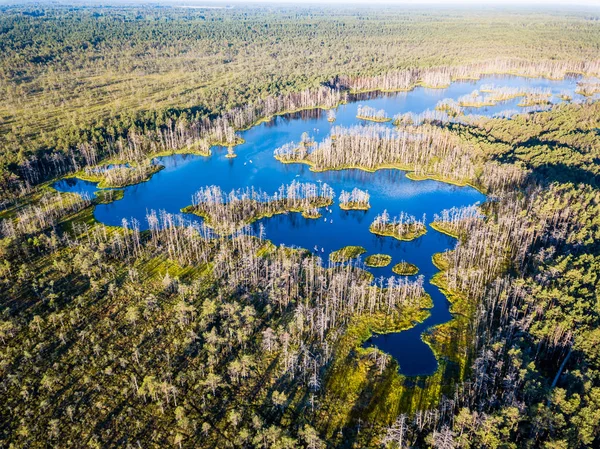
[318, 293, 463, 438]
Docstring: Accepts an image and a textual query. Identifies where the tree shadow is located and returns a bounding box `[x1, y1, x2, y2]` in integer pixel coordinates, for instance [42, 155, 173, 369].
[522, 163, 600, 188]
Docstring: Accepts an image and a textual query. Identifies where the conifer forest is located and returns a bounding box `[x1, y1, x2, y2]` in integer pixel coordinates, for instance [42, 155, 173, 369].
[1, 2, 600, 448]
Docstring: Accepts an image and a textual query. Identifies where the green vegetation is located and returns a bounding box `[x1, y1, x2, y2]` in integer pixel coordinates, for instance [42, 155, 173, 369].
[1, 207, 429, 447]
[71, 163, 164, 189]
[365, 254, 392, 268]
[94, 189, 124, 204]
[430, 205, 482, 240]
[370, 210, 428, 241]
[182, 181, 334, 235]
[517, 94, 552, 107]
[301, 208, 322, 219]
[329, 246, 367, 263]
[2, 3, 600, 449]
[456, 86, 551, 109]
[392, 262, 419, 276]
[3, 95, 600, 448]
[339, 188, 371, 210]
[3, 4, 600, 203]
[274, 123, 483, 189]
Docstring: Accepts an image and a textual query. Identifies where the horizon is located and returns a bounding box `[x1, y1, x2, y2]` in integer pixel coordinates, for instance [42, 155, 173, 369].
[2, 0, 600, 7]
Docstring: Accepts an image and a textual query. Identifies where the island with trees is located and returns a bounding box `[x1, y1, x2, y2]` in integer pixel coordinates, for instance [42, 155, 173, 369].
[1, 3, 600, 449]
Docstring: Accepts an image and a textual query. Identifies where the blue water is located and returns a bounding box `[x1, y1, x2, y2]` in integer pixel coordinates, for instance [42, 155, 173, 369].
[54, 74, 583, 376]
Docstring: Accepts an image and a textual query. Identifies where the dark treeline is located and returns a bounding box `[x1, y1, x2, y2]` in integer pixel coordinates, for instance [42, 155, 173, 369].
[376, 103, 600, 448]
[381, 182, 600, 448]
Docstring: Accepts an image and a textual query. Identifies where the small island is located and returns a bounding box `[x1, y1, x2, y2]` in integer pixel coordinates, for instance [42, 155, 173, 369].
[329, 245, 367, 263]
[302, 208, 322, 219]
[356, 105, 391, 122]
[339, 188, 370, 210]
[370, 210, 427, 241]
[94, 189, 124, 204]
[392, 261, 419, 275]
[225, 146, 237, 158]
[183, 181, 334, 234]
[576, 79, 600, 97]
[364, 254, 392, 267]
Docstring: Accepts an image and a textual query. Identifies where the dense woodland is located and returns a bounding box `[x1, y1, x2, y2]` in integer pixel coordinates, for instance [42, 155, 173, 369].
[3, 3, 600, 203]
[2, 3, 600, 449]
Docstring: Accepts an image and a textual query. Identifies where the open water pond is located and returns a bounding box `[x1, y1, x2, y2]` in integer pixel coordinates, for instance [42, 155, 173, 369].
[55, 74, 584, 376]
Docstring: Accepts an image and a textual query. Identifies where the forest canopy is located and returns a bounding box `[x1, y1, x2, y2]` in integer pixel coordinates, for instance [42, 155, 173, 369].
[1, 3, 600, 449]
[2, 4, 600, 173]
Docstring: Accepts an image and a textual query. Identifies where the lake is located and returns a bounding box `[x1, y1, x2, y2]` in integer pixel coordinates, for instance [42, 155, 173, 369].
[54, 74, 583, 376]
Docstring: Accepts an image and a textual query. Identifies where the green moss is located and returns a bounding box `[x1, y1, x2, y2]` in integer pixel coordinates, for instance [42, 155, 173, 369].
[69, 164, 164, 189]
[94, 189, 124, 204]
[426, 251, 476, 379]
[255, 241, 277, 258]
[319, 293, 455, 435]
[369, 223, 427, 242]
[392, 262, 419, 275]
[364, 254, 392, 267]
[430, 221, 460, 239]
[138, 255, 211, 284]
[431, 251, 450, 271]
[339, 202, 370, 211]
[329, 245, 367, 263]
